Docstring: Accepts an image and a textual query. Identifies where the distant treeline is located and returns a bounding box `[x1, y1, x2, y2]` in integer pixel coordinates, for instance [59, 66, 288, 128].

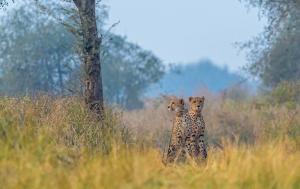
[148, 60, 249, 97]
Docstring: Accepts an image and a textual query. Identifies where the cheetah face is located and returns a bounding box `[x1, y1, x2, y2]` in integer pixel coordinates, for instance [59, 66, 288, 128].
[167, 98, 185, 113]
[189, 96, 205, 112]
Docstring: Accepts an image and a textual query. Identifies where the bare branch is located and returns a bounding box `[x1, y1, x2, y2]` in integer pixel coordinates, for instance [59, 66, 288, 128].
[105, 20, 120, 35]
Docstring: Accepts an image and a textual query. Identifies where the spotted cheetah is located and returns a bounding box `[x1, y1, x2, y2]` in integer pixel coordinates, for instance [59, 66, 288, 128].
[163, 97, 191, 165]
[188, 96, 207, 161]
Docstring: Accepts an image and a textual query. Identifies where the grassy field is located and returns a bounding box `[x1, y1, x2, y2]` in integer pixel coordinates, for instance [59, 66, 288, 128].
[0, 97, 300, 189]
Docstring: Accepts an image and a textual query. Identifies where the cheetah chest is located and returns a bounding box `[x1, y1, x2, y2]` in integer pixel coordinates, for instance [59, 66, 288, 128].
[189, 113, 205, 137]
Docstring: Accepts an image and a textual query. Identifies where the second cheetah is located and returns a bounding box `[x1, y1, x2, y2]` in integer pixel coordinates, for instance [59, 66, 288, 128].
[187, 96, 208, 161]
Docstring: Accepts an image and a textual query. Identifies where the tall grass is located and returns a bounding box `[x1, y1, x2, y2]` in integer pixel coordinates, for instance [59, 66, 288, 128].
[0, 96, 299, 189]
[125, 96, 300, 150]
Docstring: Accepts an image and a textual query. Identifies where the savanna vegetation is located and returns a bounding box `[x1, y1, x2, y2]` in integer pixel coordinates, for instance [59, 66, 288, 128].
[0, 96, 300, 189]
[0, 0, 300, 189]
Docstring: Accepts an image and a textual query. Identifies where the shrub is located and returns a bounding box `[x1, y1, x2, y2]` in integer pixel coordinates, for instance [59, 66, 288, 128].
[270, 80, 300, 108]
[0, 96, 132, 156]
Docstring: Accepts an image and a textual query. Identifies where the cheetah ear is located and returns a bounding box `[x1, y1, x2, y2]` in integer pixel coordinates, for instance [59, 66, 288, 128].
[179, 98, 184, 105]
[189, 97, 193, 102]
[201, 96, 205, 101]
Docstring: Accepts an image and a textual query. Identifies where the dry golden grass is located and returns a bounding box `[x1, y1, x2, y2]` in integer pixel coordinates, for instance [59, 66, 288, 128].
[125, 96, 300, 150]
[0, 96, 299, 189]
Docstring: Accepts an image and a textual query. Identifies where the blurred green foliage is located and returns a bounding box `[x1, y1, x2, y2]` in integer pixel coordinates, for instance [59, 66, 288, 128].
[0, 1, 164, 109]
[241, 0, 300, 88]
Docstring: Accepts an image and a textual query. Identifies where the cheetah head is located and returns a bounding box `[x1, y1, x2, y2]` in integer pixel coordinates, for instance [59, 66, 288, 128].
[189, 96, 205, 112]
[167, 98, 185, 113]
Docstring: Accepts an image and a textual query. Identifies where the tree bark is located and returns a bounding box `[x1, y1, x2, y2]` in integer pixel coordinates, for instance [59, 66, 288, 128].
[73, 0, 104, 118]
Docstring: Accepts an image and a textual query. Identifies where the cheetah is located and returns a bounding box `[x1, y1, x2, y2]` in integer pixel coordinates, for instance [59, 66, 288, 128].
[188, 96, 208, 161]
[163, 97, 191, 165]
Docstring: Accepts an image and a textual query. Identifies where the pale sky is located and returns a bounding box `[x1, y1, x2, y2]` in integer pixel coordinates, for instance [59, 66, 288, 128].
[105, 0, 266, 72]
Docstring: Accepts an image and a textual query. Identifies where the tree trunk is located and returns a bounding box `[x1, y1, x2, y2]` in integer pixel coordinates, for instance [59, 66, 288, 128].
[73, 0, 104, 118]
